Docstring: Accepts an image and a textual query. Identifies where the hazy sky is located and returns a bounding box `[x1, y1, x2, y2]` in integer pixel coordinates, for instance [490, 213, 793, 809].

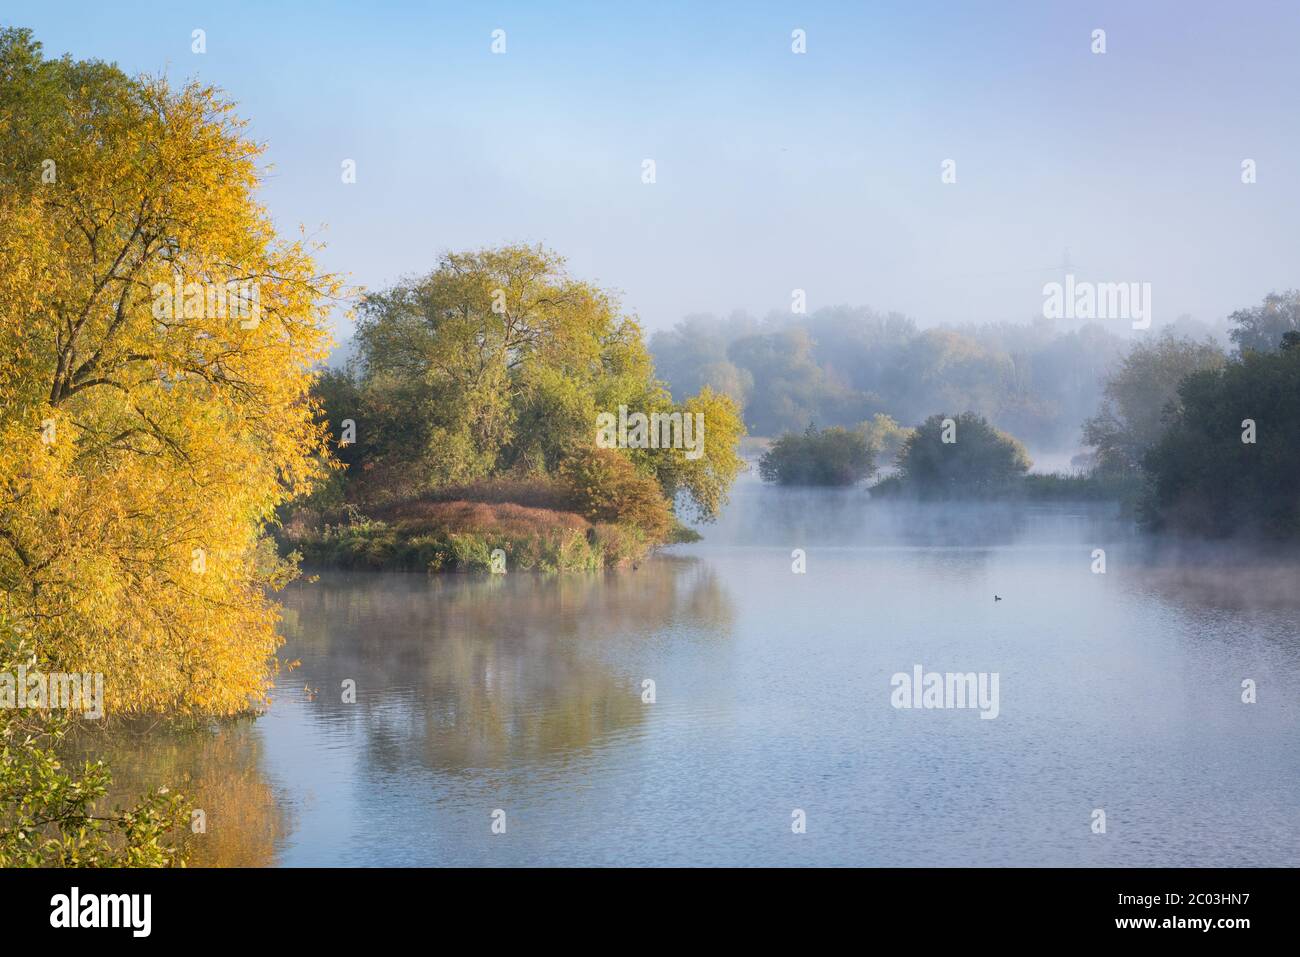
[8, 0, 1300, 343]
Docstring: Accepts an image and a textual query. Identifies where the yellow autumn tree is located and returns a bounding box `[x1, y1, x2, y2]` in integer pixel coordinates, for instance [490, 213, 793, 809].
[0, 29, 339, 715]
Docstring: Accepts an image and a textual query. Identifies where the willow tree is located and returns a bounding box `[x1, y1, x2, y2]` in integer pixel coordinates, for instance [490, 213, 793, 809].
[349, 244, 746, 520]
[354, 245, 639, 485]
[0, 29, 339, 715]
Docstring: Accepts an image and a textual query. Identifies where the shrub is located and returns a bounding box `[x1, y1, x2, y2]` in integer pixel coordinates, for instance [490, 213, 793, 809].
[0, 641, 189, 867]
[280, 497, 653, 571]
[895, 412, 1031, 497]
[1143, 340, 1300, 537]
[558, 447, 674, 541]
[759, 426, 876, 486]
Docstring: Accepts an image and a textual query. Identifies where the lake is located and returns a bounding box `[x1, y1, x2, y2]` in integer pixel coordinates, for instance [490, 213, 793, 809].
[92, 477, 1300, 866]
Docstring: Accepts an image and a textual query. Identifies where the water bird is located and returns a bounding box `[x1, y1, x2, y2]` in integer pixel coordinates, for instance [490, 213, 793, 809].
[994, 595, 1003, 601]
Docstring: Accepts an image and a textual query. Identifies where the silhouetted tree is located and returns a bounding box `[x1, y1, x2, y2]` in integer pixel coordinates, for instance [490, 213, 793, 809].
[895, 412, 1031, 497]
[1143, 337, 1300, 538]
[1228, 291, 1300, 354]
[759, 426, 876, 486]
[1082, 330, 1225, 474]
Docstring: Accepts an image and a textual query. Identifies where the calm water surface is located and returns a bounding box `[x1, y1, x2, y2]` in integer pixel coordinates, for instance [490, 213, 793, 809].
[99, 479, 1300, 866]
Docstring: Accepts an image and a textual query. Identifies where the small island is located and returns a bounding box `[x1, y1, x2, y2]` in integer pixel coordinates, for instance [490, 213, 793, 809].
[278, 245, 747, 572]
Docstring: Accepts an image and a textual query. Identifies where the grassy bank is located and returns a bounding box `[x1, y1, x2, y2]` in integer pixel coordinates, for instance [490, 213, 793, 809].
[870, 470, 1143, 503]
[1019, 471, 1145, 502]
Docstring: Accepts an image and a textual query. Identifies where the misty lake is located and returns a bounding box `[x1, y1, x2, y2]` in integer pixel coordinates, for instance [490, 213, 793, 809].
[91, 477, 1300, 866]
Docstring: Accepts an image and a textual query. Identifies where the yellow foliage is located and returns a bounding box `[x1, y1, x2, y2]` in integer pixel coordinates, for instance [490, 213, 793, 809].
[0, 53, 340, 716]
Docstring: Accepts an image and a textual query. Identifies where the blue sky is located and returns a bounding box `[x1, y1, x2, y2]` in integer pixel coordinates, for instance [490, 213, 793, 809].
[6, 0, 1299, 344]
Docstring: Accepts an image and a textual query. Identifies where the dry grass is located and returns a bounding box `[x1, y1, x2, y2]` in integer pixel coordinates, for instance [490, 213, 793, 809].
[278, 475, 668, 572]
[376, 498, 592, 536]
[425, 476, 574, 511]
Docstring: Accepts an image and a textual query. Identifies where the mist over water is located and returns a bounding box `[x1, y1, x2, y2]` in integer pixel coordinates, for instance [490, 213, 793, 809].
[93, 477, 1300, 865]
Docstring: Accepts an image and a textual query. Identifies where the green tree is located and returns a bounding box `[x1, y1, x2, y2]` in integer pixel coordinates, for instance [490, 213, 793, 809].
[351, 246, 642, 488]
[1143, 336, 1300, 537]
[759, 426, 876, 486]
[1082, 330, 1225, 474]
[895, 412, 1031, 496]
[0, 639, 189, 867]
[1228, 290, 1300, 354]
[858, 413, 912, 468]
[641, 386, 747, 520]
[342, 245, 745, 528]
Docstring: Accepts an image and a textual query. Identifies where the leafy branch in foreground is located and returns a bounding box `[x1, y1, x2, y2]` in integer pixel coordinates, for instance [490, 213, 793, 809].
[0, 643, 189, 867]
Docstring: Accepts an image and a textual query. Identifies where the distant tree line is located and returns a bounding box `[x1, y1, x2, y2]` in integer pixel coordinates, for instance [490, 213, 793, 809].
[648, 307, 1194, 450]
[1080, 291, 1300, 537]
[750, 291, 1300, 537]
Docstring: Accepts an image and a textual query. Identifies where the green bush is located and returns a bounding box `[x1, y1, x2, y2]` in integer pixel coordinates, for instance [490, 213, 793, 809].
[1143, 339, 1300, 537]
[0, 642, 189, 867]
[895, 412, 1031, 497]
[758, 426, 876, 486]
